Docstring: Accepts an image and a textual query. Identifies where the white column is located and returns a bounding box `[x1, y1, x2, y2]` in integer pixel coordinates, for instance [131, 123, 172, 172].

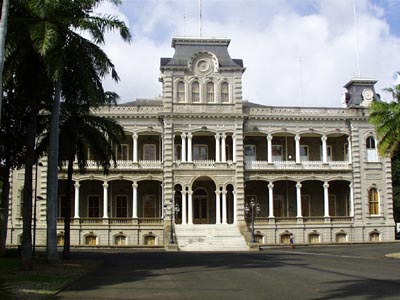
[232, 135, 237, 162]
[324, 182, 330, 217]
[221, 133, 226, 162]
[347, 137, 352, 163]
[181, 134, 186, 162]
[188, 190, 193, 225]
[74, 183, 80, 218]
[267, 134, 273, 163]
[233, 190, 237, 224]
[349, 183, 354, 217]
[187, 133, 193, 162]
[132, 182, 138, 218]
[296, 182, 302, 218]
[322, 135, 328, 163]
[215, 190, 221, 224]
[215, 133, 220, 162]
[103, 182, 109, 218]
[268, 183, 274, 218]
[182, 191, 187, 225]
[133, 133, 138, 163]
[295, 134, 301, 163]
[222, 190, 227, 224]
[160, 183, 164, 218]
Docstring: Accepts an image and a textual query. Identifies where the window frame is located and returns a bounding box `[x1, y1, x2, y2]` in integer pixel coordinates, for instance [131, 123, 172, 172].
[116, 144, 129, 160]
[87, 195, 100, 218]
[368, 188, 380, 215]
[143, 144, 157, 161]
[193, 144, 208, 160]
[206, 81, 215, 103]
[191, 81, 200, 103]
[221, 82, 229, 103]
[177, 81, 185, 102]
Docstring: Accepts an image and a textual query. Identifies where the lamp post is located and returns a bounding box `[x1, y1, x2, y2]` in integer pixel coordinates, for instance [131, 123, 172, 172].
[33, 161, 43, 256]
[164, 201, 180, 244]
[244, 198, 261, 243]
[33, 195, 44, 255]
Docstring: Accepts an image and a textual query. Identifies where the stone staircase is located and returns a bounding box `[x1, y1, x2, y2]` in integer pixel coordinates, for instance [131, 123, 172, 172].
[175, 224, 249, 251]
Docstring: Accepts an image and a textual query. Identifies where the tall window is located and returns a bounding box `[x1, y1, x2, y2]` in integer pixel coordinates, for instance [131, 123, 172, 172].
[244, 145, 256, 161]
[300, 145, 309, 161]
[272, 145, 283, 161]
[143, 144, 156, 160]
[88, 195, 100, 218]
[143, 195, 156, 217]
[193, 145, 208, 160]
[192, 81, 200, 102]
[368, 188, 379, 215]
[115, 195, 128, 218]
[58, 195, 68, 218]
[366, 136, 378, 161]
[177, 81, 185, 102]
[206, 82, 214, 102]
[116, 144, 128, 160]
[174, 144, 182, 161]
[221, 82, 229, 102]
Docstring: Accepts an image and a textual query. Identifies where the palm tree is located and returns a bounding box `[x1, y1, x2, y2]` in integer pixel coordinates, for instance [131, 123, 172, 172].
[14, 0, 130, 263]
[0, 0, 10, 125]
[39, 101, 125, 259]
[369, 85, 400, 156]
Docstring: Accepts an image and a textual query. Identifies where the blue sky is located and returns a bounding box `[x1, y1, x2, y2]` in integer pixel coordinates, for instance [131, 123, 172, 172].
[98, 0, 400, 107]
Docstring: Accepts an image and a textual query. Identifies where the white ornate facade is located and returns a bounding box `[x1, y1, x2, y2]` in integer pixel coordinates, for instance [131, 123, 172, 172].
[7, 37, 395, 250]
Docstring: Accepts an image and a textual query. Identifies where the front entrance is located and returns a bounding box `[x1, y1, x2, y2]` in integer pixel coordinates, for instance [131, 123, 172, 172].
[194, 189, 208, 224]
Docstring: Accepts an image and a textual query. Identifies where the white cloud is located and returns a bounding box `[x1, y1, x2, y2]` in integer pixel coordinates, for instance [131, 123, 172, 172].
[96, 0, 400, 107]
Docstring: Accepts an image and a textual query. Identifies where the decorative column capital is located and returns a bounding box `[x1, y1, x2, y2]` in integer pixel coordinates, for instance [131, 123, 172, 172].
[323, 182, 329, 189]
[295, 134, 301, 141]
[321, 135, 328, 142]
[133, 132, 138, 139]
[296, 182, 302, 189]
[102, 183, 109, 189]
[181, 133, 187, 139]
[268, 182, 274, 189]
[267, 134, 273, 141]
[349, 182, 353, 188]
[132, 182, 138, 189]
[187, 132, 193, 139]
[74, 183, 80, 188]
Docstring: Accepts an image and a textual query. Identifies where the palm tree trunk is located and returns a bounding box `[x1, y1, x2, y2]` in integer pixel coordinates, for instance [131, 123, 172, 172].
[0, 159, 10, 256]
[62, 158, 73, 259]
[21, 111, 37, 270]
[0, 0, 9, 125]
[46, 78, 62, 264]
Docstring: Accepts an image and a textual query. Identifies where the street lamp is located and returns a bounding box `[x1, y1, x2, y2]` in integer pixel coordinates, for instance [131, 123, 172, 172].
[33, 195, 44, 255]
[164, 201, 180, 244]
[244, 198, 261, 243]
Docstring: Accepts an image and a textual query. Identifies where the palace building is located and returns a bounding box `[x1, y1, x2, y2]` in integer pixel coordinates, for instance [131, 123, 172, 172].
[7, 37, 395, 250]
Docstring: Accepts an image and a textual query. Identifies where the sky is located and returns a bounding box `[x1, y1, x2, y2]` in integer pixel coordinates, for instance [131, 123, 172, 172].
[97, 0, 400, 107]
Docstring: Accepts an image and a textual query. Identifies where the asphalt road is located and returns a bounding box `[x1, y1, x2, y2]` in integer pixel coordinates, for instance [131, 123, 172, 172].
[56, 244, 400, 300]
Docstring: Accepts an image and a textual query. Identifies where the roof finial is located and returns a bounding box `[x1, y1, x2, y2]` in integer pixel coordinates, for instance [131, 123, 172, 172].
[199, 0, 203, 37]
[353, 0, 361, 77]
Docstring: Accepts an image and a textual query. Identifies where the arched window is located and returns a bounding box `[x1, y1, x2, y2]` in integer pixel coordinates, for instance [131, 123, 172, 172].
[221, 82, 229, 102]
[177, 81, 185, 102]
[115, 235, 127, 246]
[308, 233, 320, 244]
[369, 231, 380, 242]
[192, 81, 200, 102]
[85, 234, 97, 246]
[206, 82, 214, 102]
[366, 136, 378, 161]
[368, 188, 379, 215]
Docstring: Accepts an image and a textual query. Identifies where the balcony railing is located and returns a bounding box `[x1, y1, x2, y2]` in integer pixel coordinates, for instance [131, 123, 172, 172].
[245, 160, 351, 171]
[68, 160, 163, 171]
[174, 160, 235, 169]
[250, 216, 353, 224]
[65, 217, 164, 225]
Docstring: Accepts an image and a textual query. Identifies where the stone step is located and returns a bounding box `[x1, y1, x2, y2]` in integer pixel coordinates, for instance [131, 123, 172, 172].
[175, 224, 248, 251]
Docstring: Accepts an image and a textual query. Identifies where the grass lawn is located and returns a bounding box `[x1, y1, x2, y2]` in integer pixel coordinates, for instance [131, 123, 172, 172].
[0, 250, 96, 300]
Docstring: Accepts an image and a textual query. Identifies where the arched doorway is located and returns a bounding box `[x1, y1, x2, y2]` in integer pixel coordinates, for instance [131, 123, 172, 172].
[193, 188, 208, 224]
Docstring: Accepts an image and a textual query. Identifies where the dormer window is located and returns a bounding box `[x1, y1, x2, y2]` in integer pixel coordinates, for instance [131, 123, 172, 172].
[177, 81, 185, 102]
[206, 82, 214, 102]
[192, 81, 200, 102]
[221, 82, 229, 103]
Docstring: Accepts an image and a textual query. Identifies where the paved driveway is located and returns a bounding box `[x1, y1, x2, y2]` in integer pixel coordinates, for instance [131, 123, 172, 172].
[56, 244, 400, 300]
